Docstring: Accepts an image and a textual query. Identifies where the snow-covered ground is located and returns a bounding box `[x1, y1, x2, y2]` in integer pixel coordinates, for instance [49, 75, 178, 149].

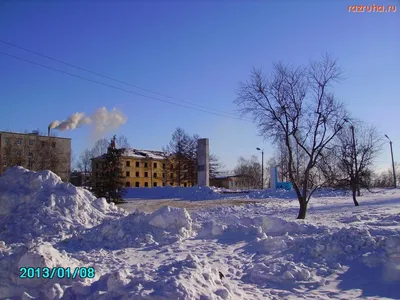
[1, 167, 400, 299]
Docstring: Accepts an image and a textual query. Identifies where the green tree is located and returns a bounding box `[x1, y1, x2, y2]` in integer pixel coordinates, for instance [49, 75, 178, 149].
[93, 135, 126, 203]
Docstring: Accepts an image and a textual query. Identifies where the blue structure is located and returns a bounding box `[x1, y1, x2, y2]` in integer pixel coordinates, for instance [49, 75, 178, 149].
[270, 166, 292, 191]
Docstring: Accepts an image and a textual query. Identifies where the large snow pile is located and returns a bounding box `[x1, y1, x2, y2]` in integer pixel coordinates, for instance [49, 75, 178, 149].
[61, 253, 237, 300]
[124, 186, 225, 200]
[0, 167, 127, 243]
[63, 206, 193, 250]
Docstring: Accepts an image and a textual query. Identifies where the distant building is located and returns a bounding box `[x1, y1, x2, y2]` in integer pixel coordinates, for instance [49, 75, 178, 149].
[0, 131, 71, 181]
[91, 148, 193, 188]
[210, 172, 253, 189]
[69, 171, 91, 187]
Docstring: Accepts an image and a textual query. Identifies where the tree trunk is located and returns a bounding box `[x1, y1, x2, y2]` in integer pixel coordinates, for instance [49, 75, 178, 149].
[352, 181, 359, 206]
[297, 198, 308, 219]
[357, 187, 360, 197]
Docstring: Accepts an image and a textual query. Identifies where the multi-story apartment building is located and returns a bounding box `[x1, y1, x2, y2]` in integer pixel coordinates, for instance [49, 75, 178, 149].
[91, 148, 194, 188]
[0, 131, 71, 181]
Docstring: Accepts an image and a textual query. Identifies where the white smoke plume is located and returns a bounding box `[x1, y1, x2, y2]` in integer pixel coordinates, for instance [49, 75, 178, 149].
[49, 107, 127, 134]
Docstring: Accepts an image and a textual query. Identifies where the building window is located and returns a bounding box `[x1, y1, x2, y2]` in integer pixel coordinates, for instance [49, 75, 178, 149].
[162, 173, 165, 178]
[153, 162, 157, 168]
[144, 162, 148, 168]
[162, 182, 165, 186]
[126, 171, 130, 177]
[153, 182, 157, 187]
[163, 163, 166, 169]
[144, 172, 148, 178]
[135, 171, 139, 177]
[5, 138, 9, 145]
[135, 161, 139, 167]
[126, 161, 130, 167]
[29, 140, 33, 146]
[41, 141, 45, 147]
[170, 165, 173, 171]
[144, 182, 148, 187]
[126, 182, 130, 187]
[153, 173, 157, 178]
[170, 182, 173, 186]
[28, 152, 33, 157]
[52, 142, 56, 148]
[135, 182, 140, 187]
[16, 150, 22, 156]
[184, 183, 187, 187]
[96, 163, 99, 169]
[17, 139, 22, 145]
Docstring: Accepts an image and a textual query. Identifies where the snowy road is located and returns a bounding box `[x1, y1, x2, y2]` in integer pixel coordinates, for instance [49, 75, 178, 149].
[119, 198, 261, 213]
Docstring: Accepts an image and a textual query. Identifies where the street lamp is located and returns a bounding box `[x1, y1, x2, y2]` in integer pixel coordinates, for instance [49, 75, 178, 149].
[256, 147, 264, 189]
[384, 134, 397, 188]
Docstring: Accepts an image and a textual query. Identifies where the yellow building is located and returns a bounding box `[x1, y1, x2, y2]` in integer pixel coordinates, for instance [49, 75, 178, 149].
[91, 148, 193, 188]
[0, 130, 71, 181]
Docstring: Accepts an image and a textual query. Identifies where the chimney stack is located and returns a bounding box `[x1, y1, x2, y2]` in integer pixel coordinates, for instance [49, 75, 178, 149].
[48, 126, 50, 137]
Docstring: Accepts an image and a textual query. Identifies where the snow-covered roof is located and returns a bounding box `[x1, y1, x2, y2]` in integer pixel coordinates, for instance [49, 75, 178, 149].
[213, 171, 243, 179]
[92, 148, 166, 160]
[120, 148, 165, 160]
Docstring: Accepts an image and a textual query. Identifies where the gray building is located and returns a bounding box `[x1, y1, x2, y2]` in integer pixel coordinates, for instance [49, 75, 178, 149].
[0, 131, 71, 181]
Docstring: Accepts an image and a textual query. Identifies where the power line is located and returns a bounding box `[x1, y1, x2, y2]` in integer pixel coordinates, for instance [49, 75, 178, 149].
[0, 39, 248, 120]
[0, 50, 252, 122]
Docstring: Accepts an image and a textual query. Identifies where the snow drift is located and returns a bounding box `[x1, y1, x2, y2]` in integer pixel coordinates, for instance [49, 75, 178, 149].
[0, 167, 127, 243]
[63, 206, 193, 250]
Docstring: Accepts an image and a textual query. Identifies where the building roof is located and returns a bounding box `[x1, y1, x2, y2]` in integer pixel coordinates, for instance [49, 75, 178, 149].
[121, 149, 165, 160]
[0, 131, 71, 140]
[92, 148, 166, 160]
[213, 171, 249, 179]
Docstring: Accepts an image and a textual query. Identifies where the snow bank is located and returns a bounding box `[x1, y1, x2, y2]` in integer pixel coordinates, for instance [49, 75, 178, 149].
[0, 167, 127, 243]
[124, 186, 224, 201]
[196, 214, 324, 241]
[63, 206, 193, 250]
[62, 254, 235, 300]
[242, 222, 400, 287]
[0, 242, 82, 299]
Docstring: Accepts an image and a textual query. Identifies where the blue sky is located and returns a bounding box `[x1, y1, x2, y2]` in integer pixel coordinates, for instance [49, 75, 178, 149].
[0, 0, 399, 172]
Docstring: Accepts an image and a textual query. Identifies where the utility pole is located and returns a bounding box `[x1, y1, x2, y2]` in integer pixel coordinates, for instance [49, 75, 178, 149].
[385, 135, 397, 188]
[256, 147, 264, 189]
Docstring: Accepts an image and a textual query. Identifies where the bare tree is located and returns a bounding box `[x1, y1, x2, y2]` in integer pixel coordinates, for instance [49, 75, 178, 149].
[234, 155, 262, 189]
[236, 55, 349, 219]
[373, 162, 399, 187]
[116, 135, 130, 149]
[320, 123, 383, 204]
[90, 138, 109, 158]
[77, 149, 93, 174]
[210, 153, 224, 179]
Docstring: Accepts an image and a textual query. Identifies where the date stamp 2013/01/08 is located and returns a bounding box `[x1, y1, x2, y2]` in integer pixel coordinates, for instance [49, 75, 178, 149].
[19, 267, 95, 279]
